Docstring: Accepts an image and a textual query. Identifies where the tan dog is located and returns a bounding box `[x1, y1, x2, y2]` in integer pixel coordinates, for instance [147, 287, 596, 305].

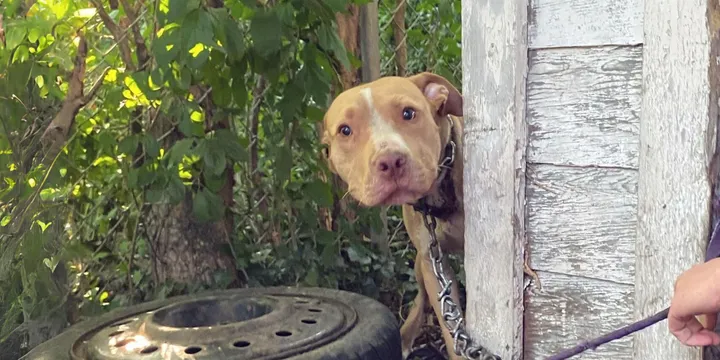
[321, 72, 466, 359]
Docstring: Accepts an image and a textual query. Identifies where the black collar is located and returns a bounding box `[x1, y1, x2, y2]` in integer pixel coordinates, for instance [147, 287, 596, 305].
[410, 117, 459, 220]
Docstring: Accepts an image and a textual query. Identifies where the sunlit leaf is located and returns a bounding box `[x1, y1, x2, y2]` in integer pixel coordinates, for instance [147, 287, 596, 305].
[36, 220, 51, 233]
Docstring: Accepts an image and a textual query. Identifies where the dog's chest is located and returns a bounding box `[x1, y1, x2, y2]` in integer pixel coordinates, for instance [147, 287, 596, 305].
[403, 205, 465, 255]
[435, 213, 464, 253]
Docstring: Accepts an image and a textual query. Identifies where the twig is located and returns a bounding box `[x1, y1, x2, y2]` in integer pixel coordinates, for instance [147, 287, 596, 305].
[90, 0, 136, 71]
[119, 0, 150, 69]
[0, 14, 6, 48]
[545, 307, 669, 360]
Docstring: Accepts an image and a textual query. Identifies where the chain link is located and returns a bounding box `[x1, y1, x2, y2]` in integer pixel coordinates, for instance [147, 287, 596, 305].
[420, 211, 501, 360]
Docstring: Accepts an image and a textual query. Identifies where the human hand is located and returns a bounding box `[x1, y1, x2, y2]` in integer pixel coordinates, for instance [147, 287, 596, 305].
[669, 257, 720, 347]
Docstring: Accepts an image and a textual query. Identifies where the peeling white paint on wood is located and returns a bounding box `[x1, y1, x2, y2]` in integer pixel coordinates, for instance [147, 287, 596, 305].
[524, 271, 634, 360]
[527, 46, 642, 168]
[634, 0, 714, 359]
[461, 0, 527, 358]
[526, 164, 637, 284]
[529, 0, 643, 49]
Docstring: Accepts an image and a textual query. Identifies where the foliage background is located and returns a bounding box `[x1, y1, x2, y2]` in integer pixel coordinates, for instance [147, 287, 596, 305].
[0, 0, 461, 357]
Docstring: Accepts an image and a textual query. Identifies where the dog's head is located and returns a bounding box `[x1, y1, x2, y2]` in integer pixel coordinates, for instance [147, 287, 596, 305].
[321, 72, 463, 207]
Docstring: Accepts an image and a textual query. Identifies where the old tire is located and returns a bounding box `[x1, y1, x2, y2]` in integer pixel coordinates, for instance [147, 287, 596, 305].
[20, 286, 401, 360]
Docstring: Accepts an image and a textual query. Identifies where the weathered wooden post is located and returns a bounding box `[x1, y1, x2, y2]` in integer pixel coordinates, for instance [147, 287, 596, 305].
[461, 0, 528, 358]
[634, 0, 717, 359]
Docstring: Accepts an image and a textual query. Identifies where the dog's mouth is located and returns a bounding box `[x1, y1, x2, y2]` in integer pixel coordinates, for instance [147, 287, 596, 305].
[378, 189, 421, 206]
[363, 183, 425, 207]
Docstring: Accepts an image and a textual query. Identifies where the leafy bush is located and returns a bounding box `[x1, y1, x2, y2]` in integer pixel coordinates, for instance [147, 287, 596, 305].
[0, 0, 462, 356]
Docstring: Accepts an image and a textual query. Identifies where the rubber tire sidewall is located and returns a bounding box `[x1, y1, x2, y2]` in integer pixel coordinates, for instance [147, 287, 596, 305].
[20, 286, 402, 360]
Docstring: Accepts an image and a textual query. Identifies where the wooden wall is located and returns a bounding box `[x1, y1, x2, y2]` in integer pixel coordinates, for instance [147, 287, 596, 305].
[524, 0, 642, 358]
[463, 0, 717, 359]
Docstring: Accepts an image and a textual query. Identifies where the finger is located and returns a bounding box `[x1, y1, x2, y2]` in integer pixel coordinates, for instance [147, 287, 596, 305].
[670, 316, 707, 345]
[685, 329, 720, 347]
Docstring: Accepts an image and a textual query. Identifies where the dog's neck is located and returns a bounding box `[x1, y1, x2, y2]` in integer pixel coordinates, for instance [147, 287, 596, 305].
[410, 115, 460, 220]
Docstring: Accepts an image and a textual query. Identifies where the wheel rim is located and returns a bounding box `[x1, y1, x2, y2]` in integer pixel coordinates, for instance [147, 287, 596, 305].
[70, 292, 359, 360]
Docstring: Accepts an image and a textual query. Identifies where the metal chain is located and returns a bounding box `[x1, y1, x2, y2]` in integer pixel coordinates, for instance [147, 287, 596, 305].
[420, 211, 501, 360]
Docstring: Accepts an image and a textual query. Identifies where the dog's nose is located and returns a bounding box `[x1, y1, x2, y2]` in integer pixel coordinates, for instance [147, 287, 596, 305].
[375, 152, 408, 178]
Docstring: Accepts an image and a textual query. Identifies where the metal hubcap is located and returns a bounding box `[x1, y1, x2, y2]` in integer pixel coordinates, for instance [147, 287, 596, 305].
[70, 292, 358, 359]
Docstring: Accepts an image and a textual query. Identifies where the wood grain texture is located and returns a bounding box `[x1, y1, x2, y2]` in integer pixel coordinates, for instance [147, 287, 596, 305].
[524, 271, 634, 360]
[528, 0, 642, 49]
[461, 0, 527, 358]
[634, 0, 716, 359]
[527, 46, 642, 168]
[526, 164, 637, 284]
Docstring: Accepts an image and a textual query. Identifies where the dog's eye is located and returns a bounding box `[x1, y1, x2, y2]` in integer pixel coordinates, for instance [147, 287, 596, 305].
[338, 125, 352, 136]
[402, 107, 416, 121]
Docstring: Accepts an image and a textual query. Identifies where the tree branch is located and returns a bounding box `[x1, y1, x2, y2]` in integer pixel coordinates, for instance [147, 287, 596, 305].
[392, 0, 407, 76]
[39, 34, 104, 156]
[90, 0, 136, 71]
[119, 0, 149, 69]
[0, 15, 6, 48]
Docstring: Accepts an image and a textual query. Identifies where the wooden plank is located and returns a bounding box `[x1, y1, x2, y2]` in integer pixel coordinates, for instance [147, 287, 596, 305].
[528, 0, 642, 49]
[634, 0, 717, 359]
[527, 46, 642, 168]
[527, 164, 637, 284]
[524, 271, 634, 359]
[461, 0, 527, 358]
[359, 0, 380, 83]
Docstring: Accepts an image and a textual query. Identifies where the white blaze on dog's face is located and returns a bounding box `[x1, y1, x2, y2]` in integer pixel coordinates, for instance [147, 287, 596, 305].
[321, 72, 463, 207]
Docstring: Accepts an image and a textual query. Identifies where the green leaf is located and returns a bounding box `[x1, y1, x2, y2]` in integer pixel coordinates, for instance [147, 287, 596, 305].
[127, 168, 139, 189]
[146, 188, 164, 203]
[321, 242, 338, 267]
[5, 24, 26, 50]
[142, 135, 161, 159]
[153, 29, 181, 67]
[304, 180, 333, 208]
[214, 129, 247, 162]
[346, 243, 372, 265]
[51, 1, 70, 19]
[250, 10, 283, 58]
[192, 188, 224, 223]
[275, 145, 292, 185]
[200, 139, 227, 176]
[277, 81, 304, 125]
[178, 66, 192, 90]
[118, 135, 139, 156]
[324, 0, 349, 13]
[166, 175, 186, 204]
[166, 0, 200, 23]
[36, 220, 51, 233]
[168, 138, 194, 166]
[230, 61, 248, 108]
[137, 166, 158, 188]
[131, 71, 158, 100]
[97, 131, 118, 154]
[203, 170, 227, 192]
[305, 105, 325, 122]
[209, 74, 232, 107]
[178, 108, 205, 137]
[209, 8, 245, 61]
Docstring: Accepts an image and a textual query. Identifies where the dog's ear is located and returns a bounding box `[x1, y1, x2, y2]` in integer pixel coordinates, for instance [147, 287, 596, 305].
[407, 72, 463, 117]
